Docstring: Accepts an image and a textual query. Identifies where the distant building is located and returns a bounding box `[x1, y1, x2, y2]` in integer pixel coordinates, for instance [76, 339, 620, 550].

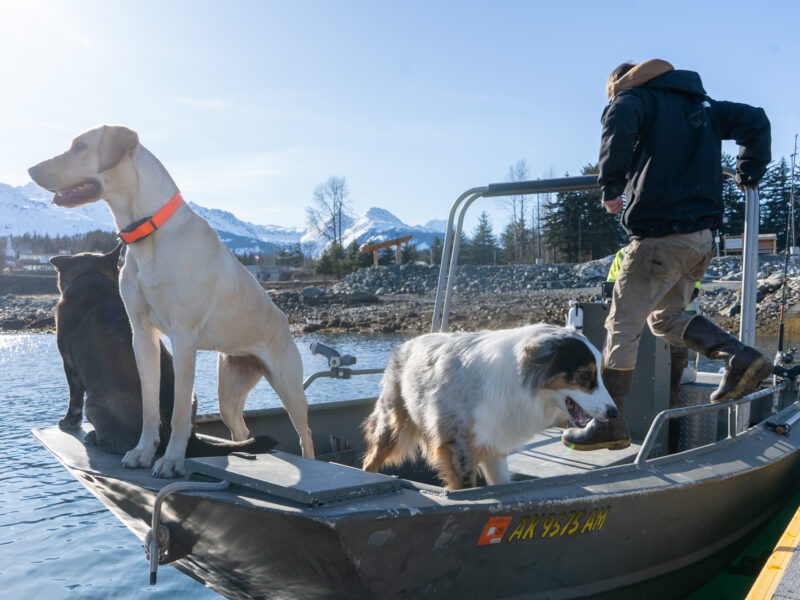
[244, 264, 299, 282]
[17, 253, 56, 272]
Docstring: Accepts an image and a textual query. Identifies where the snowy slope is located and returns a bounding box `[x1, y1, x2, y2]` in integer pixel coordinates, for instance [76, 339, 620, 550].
[188, 202, 306, 248]
[0, 182, 116, 236]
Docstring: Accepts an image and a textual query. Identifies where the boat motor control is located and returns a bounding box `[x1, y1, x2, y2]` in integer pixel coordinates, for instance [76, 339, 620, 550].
[309, 342, 356, 369]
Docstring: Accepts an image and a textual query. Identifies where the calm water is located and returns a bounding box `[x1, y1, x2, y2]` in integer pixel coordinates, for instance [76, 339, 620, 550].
[1, 331, 798, 599]
[0, 332, 405, 600]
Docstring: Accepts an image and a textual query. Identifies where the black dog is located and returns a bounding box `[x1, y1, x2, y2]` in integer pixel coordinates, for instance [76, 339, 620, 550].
[50, 244, 275, 456]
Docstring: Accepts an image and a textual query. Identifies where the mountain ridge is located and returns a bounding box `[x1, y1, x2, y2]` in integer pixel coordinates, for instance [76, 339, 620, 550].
[0, 182, 446, 255]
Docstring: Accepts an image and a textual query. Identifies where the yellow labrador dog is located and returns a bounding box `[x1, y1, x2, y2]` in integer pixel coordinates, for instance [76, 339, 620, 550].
[29, 125, 314, 477]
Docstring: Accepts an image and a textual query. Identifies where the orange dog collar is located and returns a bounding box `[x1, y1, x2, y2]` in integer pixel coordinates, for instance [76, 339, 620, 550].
[118, 192, 183, 244]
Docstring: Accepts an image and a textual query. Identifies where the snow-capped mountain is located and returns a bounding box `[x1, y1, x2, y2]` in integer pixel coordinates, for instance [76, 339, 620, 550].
[0, 182, 116, 237]
[338, 207, 445, 250]
[1, 182, 446, 255]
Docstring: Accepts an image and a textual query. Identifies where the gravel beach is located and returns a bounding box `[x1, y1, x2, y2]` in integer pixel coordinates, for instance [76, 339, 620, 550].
[4, 254, 800, 337]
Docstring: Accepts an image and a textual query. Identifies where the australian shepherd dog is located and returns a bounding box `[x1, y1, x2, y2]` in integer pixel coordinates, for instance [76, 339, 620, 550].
[362, 324, 617, 489]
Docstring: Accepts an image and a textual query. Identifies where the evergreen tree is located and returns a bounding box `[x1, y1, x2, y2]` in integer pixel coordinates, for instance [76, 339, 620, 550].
[379, 246, 395, 266]
[429, 236, 443, 265]
[349, 239, 374, 269]
[721, 152, 745, 237]
[74, 230, 120, 253]
[542, 165, 627, 262]
[276, 243, 305, 267]
[760, 158, 793, 241]
[314, 243, 348, 279]
[454, 230, 472, 265]
[500, 221, 520, 264]
[400, 242, 418, 264]
[470, 211, 497, 265]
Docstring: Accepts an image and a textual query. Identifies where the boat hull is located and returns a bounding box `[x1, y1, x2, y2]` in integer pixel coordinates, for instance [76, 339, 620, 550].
[35, 414, 800, 600]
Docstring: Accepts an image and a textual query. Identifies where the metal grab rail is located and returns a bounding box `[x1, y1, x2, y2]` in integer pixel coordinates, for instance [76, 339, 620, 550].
[303, 368, 384, 390]
[432, 188, 486, 332]
[432, 166, 742, 334]
[633, 384, 784, 467]
[147, 480, 230, 585]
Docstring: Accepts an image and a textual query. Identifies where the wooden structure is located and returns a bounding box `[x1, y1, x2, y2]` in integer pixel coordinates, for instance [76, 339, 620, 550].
[722, 233, 777, 256]
[361, 235, 413, 267]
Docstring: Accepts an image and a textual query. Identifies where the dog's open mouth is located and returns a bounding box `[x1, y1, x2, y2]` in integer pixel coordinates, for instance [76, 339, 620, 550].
[53, 180, 102, 207]
[565, 397, 589, 427]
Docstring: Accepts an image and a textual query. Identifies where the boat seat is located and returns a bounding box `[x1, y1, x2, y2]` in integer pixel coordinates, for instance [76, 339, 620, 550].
[186, 451, 401, 506]
[507, 428, 642, 480]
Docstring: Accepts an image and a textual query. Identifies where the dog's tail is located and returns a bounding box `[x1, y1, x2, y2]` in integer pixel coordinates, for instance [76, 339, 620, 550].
[185, 433, 278, 458]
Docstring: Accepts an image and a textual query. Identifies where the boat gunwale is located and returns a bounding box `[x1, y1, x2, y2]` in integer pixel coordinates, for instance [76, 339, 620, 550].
[30, 397, 800, 514]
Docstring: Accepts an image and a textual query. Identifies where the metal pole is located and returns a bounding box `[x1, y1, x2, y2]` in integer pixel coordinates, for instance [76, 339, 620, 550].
[440, 193, 484, 332]
[737, 185, 760, 432]
[739, 186, 759, 346]
[431, 188, 486, 333]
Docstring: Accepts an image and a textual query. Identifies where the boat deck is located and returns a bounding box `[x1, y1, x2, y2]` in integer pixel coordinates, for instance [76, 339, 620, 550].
[507, 428, 641, 479]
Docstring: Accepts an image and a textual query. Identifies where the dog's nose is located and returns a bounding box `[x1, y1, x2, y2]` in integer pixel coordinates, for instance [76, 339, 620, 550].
[606, 405, 619, 419]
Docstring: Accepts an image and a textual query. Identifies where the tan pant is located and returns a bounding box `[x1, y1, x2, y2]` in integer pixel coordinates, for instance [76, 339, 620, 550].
[604, 229, 713, 369]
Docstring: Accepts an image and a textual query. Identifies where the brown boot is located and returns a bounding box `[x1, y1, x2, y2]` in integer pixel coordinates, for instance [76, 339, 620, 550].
[683, 315, 772, 403]
[561, 368, 632, 451]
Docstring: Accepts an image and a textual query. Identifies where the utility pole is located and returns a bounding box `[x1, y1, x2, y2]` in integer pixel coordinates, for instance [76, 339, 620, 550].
[537, 196, 542, 264]
[791, 134, 798, 251]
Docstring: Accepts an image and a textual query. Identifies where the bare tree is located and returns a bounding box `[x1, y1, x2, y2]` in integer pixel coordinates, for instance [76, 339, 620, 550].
[534, 167, 555, 263]
[306, 176, 353, 247]
[499, 159, 530, 263]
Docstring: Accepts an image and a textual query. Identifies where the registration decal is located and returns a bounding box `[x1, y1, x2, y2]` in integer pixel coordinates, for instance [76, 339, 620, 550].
[476, 516, 513, 546]
[477, 506, 610, 546]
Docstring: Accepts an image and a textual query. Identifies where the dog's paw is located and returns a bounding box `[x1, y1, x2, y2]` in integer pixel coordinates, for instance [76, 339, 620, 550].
[122, 447, 156, 469]
[84, 430, 97, 446]
[58, 414, 82, 429]
[151, 456, 185, 479]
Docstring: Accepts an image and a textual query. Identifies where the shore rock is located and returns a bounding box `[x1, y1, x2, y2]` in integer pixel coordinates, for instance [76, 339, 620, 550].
[5, 254, 800, 337]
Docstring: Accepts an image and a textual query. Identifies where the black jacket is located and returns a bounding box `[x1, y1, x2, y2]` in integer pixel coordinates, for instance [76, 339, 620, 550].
[598, 70, 771, 239]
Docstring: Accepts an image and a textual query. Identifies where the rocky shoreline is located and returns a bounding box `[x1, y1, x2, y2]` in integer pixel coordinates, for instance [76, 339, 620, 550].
[4, 255, 800, 337]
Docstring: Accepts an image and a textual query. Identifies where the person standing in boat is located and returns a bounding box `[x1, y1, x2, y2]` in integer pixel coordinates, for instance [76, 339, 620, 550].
[563, 59, 772, 451]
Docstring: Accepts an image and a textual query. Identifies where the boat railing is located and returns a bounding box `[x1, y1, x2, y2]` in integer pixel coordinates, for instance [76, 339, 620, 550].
[433, 166, 743, 334]
[432, 166, 759, 432]
[634, 383, 787, 467]
[146, 480, 231, 585]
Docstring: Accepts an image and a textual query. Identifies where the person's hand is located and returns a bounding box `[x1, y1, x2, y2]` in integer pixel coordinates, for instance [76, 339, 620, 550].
[603, 196, 623, 214]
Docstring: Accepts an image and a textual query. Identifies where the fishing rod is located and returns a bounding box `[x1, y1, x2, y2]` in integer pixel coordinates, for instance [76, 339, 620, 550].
[776, 133, 799, 359]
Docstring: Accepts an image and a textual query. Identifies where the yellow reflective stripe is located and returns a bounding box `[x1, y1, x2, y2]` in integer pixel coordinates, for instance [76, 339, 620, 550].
[745, 505, 800, 600]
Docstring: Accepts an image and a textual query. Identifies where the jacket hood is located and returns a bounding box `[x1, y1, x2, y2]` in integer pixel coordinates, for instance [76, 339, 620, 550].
[641, 69, 707, 98]
[606, 59, 674, 99]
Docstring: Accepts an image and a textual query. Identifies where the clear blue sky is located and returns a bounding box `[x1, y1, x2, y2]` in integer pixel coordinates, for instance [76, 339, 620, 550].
[3, 0, 799, 231]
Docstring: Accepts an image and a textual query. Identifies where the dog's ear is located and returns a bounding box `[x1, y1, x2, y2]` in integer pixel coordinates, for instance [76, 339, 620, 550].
[100, 242, 124, 276]
[520, 337, 561, 388]
[97, 125, 139, 173]
[105, 241, 124, 265]
[49, 255, 72, 271]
